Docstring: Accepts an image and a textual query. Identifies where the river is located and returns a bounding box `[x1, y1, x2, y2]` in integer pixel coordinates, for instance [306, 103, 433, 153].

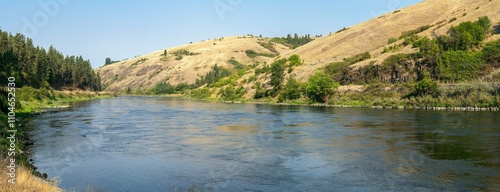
[27, 97, 500, 191]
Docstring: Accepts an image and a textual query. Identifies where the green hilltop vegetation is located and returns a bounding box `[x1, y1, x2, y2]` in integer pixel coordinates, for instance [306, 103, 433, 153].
[129, 16, 500, 109]
[270, 34, 314, 49]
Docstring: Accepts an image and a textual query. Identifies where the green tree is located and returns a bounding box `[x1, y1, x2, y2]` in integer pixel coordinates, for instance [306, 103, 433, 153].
[415, 71, 438, 97]
[253, 82, 267, 99]
[153, 82, 175, 94]
[448, 17, 491, 51]
[270, 59, 286, 92]
[304, 71, 339, 103]
[436, 50, 484, 82]
[288, 54, 301, 66]
[219, 85, 245, 101]
[163, 49, 167, 57]
[281, 77, 302, 100]
[476, 16, 493, 36]
[414, 37, 441, 58]
[0, 28, 100, 91]
[105, 57, 112, 65]
[219, 85, 234, 101]
[482, 40, 500, 66]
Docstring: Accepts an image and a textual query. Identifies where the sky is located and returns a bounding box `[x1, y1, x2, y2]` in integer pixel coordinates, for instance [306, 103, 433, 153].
[1, 0, 422, 69]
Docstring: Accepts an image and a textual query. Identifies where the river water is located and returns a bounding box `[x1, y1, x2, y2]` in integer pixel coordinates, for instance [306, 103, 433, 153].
[27, 97, 500, 191]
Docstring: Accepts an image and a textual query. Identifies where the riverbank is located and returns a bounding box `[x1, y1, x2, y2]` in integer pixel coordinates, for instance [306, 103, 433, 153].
[218, 100, 500, 111]
[182, 82, 500, 111]
[1, 87, 114, 191]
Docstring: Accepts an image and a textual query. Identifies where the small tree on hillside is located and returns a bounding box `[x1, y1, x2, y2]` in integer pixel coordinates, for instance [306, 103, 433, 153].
[270, 59, 286, 92]
[281, 77, 302, 101]
[105, 57, 112, 65]
[305, 71, 339, 103]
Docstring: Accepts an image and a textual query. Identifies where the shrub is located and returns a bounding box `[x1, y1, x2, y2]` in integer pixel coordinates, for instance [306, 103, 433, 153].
[194, 65, 232, 87]
[173, 49, 190, 56]
[245, 50, 258, 58]
[388, 37, 398, 44]
[281, 77, 302, 100]
[190, 88, 213, 99]
[228, 59, 246, 70]
[436, 51, 484, 82]
[383, 53, 413, 67]
[254, 64, 271, 76]
[336, 27, 349, 34]
[247, 75, 256, 82]
[270, 59, 286, 91]
[382, 44, 402, 53]
[399, 25, 433, 39]
[343, 52, 371, 64]
[448, 17, 492, 51]
[258, 41, 278, 54]
[131, 58, 148, 66]
[213, 75, 237, 88]
[304, 71, 339, 103]
[324, 62, 351, 81]
[245, 50, 274, 58]
[219, 85, 246, 101]
[482, 40, 500, 66]
[413, 36, 441, 58]
[415, 71, 438, 96]
[253, 82, 267, 99]
[153, 82, 175, 94]
[288, 54, 302, 66]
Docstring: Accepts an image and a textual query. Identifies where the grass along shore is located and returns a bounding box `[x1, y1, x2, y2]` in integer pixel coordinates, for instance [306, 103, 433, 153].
[182, 82, 500, 111]
[0, 87, 114, 191]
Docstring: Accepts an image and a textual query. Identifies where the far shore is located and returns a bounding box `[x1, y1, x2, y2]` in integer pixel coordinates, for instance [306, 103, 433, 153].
[113, 94, 500, 112]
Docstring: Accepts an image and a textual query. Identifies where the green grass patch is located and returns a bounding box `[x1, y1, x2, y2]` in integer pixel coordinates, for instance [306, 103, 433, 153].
[245, 50, 275, 58]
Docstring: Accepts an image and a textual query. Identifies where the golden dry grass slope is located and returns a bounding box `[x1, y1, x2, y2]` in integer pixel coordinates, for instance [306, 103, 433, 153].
[97, 36, 289, 92]
[287, 0, 500, 81]
[1, 157, 62, 192]
[97, 0, 500, 92]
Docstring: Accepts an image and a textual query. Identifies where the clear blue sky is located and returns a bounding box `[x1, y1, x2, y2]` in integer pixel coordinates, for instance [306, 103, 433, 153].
[1, 0, 421, 68]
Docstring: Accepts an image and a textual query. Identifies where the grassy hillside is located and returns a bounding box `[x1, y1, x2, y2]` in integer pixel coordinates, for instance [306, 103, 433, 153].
[100, 0, 500, 108]
[97, 35, 291, 92]
[286, 0, 500, 81]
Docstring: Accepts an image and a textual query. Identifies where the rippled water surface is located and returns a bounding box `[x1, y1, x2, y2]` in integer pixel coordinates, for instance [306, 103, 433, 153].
[28, 97, 500, 191]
